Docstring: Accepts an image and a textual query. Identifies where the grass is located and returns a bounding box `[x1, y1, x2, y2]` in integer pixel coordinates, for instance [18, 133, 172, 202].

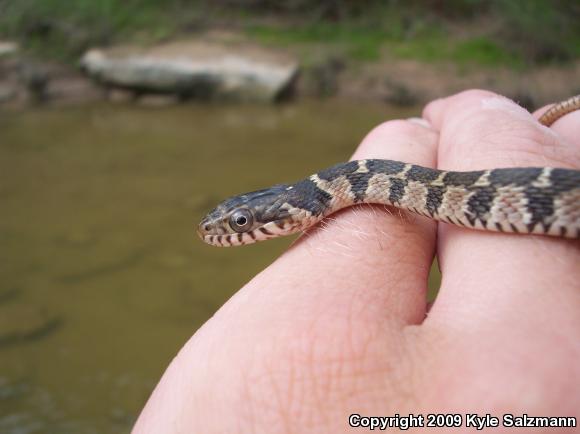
[388, 36, 522, 68]
[247, 22, 524, 68]
[452, 38, 520, 67]
[246, 23, 391, 61]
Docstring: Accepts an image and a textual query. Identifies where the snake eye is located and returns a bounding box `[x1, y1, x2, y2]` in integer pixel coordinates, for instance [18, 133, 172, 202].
[229, 209, 253, 232]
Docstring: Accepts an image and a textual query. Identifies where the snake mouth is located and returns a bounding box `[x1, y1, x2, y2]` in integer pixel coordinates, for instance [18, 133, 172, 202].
[200, 220, 295, 247]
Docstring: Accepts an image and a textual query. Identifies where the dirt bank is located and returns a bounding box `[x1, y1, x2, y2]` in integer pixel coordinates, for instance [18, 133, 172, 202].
[1, 31, 579, 110]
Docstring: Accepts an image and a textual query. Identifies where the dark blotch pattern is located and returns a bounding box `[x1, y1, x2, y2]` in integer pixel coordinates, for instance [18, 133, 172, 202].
[466, 186, 496, 224]
[426, 186, 445, 216]
[388, 178, 408, 204]
[318, 160, 359, 181]
[360, 159, 408, 204]
[346, 171, 374, 202]
[524, 186, 554, 228]
[406, 165, 440, 182]
[550, 168, 580, 192]
[443, 170, 485, 186]
[488, 168, 543, 186]
[366, 159, 406, 175]
[315, 160, 374, 202]
[288, 179, 332, 216]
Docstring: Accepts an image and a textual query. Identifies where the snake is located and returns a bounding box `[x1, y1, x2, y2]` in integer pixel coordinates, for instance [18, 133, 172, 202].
[198, 95, 580, 247]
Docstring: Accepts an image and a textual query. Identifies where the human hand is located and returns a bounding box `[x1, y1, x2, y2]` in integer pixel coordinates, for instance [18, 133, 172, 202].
[133, 90, 580, 433]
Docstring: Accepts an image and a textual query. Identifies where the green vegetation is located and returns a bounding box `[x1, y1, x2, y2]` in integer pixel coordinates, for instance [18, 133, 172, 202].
[245, 24, 392, 61]
[243, 0, 579, 67]
[388, 36, 520, 68]
[0, 0, 578, 66]
[0, 0, 179, 60]
[247, 23, 522, 67]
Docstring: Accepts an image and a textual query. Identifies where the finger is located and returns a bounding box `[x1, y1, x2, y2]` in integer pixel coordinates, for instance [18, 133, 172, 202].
[286, 117, 439, 325]
[423, 90, 580, 326]
[534, 103, 580, 146]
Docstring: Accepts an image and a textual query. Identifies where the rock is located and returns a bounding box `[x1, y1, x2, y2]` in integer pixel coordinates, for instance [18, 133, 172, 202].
[80, 40, 299, 103]
[0, 41, 18, 58]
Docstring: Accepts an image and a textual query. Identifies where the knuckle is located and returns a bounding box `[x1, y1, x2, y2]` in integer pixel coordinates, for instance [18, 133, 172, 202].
[454, 88, 500, 102]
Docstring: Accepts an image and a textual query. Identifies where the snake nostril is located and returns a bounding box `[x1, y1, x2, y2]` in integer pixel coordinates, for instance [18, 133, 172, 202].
[198, 220, 212, 236]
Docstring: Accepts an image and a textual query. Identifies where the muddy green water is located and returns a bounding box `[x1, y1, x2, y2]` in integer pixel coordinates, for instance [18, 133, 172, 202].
[0, 101, 434, 433]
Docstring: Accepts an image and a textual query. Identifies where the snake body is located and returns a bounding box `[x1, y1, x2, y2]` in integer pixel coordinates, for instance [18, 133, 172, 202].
[199, 96, 580, 247]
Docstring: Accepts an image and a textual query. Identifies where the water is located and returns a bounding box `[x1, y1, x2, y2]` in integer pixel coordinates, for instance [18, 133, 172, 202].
[0, 101, 429, 433]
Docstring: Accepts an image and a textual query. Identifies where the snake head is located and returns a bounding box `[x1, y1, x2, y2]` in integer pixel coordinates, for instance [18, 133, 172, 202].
[198, 184, 309, 247]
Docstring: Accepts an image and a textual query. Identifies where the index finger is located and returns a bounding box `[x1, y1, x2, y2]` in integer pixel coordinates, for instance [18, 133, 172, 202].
[255, 118, 440, 327]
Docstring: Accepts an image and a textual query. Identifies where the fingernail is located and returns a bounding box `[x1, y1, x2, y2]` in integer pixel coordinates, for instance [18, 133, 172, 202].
[407, 117, 432, 128]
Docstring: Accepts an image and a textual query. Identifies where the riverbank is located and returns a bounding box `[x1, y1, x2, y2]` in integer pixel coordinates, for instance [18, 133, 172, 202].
[1, 1, 579, 110]
[1, 29, 579, 111]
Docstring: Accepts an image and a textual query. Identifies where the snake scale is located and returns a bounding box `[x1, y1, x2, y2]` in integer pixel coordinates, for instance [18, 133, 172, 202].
[199, 96, 580, 246]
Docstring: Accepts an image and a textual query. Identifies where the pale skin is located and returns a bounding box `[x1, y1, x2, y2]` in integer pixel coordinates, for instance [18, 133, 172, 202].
[133, 90, 580, 433]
